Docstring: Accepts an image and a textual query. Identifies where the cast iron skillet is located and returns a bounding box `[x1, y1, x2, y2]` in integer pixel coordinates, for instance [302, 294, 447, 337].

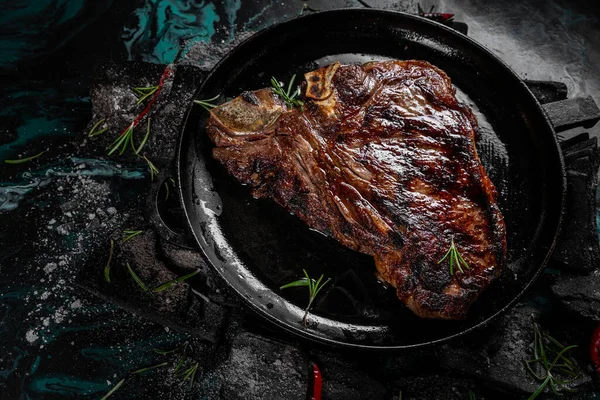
[174, 9, 566, 349]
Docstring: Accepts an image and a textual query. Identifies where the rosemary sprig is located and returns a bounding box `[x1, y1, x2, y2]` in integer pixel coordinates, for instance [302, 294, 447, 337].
[164, 177, 176, 200]
[280, 269, 330, 326]
[134, 85, 159, 105]
[194, 95, 220, 111]
[152, 344, 186, 355]
[438, 238, 470, 275]
[134, 118, 152, 155]
[107, 124, 134, 156]
[178, 362, 199, 389]
[132, 361, 169, 375]
[126, 262, 149, 292]
[122, 229, 143, 243]
[142, 155, 159, 181]
[100, 378, 125, 400]
[89, 118, 108, 137]
[104, 239, 115, 283]
[152, 269, 200, 293]
[107, 119, 151, 156]
[270, 75, 304, 110]
[525, 317, 581, 399]
[4, 151, 45, 164]
[468, 391, 476, 400]
[173, 355, 185, 373]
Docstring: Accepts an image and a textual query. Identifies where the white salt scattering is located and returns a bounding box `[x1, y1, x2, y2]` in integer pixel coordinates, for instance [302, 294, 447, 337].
[25, 330, 38, 343]
[40, 292, 50, 300]
[48, 219, 56, 225]
[43, 263, 57, 274]
[70, 300, 82, 309]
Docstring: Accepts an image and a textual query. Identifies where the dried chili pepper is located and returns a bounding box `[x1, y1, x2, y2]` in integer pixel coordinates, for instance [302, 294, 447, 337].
[417, 4, 454, 23]
[310, 363, 322, 400]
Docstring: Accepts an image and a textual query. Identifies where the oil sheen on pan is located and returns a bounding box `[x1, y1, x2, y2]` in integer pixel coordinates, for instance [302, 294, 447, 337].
[205, 60, 507, 320]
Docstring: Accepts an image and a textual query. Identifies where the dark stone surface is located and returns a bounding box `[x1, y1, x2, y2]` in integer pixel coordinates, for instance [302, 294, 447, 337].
[438, 304, 592, 395]
[310, 350, 386, 400]
[552, 137, 600, 272]
[552, 272, 600, 319]
[393, 376, 482, 400]
[218, 332, 308, 400]
[525, 79, 569, 104]
[543, 96, 600, 132]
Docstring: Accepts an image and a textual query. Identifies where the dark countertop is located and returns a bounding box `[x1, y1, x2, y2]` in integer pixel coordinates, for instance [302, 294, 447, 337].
[1, 1, 599, 399]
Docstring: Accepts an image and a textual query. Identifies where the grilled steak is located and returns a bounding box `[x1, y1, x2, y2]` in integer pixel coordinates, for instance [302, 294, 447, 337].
[205, 60, 507, 320]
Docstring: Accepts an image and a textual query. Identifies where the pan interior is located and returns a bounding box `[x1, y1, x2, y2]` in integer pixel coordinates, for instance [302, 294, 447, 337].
[179, 10, 563, 348]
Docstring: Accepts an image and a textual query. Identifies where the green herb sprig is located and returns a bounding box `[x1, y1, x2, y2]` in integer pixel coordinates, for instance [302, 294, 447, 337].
[142, 155, 159, 181]
[438, 238, 470, 275]
[107, 118, 151, 156]
[104, 239, 114, 283]
[126, 262, 149, 292]
[89, 118, 108, 137]
[100, 378, 125, 400]
[4, 151, 45, 164]
[122, 229, 143, 243]
[280, 269, 330, 326]
[153, 270, 200, 293]
[270, 75, 304, 110]
[525, 317, 581, 399]
[134, 85, 159, 105]
[164, 177, 176, 200]
[132, 361, 169, 375]
[194, 95, 220, 111]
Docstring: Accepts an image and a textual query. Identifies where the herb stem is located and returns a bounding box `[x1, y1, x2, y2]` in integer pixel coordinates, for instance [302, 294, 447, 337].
[132, 361, 169, 374]
[104, 239, 114, 283]
[4, 151, 45, 164]
[126, 262, 149, 292]
[100, 378, 125, 400]
[89, 118, 108, 137]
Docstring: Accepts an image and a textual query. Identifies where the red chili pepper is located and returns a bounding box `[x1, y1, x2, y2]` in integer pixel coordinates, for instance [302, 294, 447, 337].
[590, 322, 600, 374]
[118, 65, 175, 137]
[310, 363, 322, 400]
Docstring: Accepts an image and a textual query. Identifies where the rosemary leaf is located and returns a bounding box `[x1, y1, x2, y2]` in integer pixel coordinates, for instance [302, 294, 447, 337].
[104, 239, 114, 283]
[89, 118, 108, 137]
[173, 355, 185, 373]
[279, 278, 310, 290]
[126, 262, 149, 292]
[142, 155, 159, 181]
[152, 270, 200, 293]
[152, 344, 185, 355]
[134, 118, 151, 155]
[4, 151, 45, 164]
[122, 229, 143, 243]
[100, 378, 125, 400]
[132, 361, 169, 374]
[194, 94, 220, 111]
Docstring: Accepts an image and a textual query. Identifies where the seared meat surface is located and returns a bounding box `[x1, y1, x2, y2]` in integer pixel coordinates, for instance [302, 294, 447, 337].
[206, 60, 506, 320]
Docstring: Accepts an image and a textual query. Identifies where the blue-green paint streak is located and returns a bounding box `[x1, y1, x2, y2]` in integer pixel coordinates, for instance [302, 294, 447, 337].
[224, 0, 242, 41]
[122, 0, 220, 64]
[29, 356, 41, 375]
[0, 157, 147, 212]
[0, 346, 28, 379]
[29, 374, 107, 396]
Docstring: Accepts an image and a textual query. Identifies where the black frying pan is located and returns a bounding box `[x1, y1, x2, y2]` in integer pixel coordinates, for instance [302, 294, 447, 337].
[174, 9, 566, 349]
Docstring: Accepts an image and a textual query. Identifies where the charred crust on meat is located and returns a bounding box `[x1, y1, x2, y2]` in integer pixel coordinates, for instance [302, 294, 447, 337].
[241, 91, 260, 105]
